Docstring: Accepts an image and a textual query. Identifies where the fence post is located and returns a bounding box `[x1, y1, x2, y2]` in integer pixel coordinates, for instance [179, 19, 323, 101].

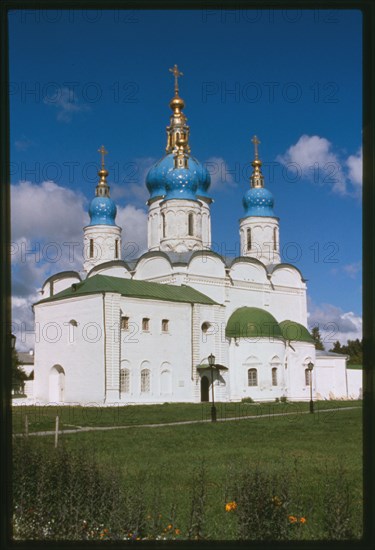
[54, 415, 59, 448]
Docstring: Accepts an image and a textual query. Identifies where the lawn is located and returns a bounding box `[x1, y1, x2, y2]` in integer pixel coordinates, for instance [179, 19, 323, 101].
[13, 402, 363, 540]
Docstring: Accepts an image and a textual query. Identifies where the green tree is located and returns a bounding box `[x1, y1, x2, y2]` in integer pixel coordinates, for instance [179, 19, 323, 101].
[311, 326, 324, 350]
[12, 349, 27, 394]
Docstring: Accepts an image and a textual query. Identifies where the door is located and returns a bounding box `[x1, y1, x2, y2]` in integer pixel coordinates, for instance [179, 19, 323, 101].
[201, 375, 209, 402]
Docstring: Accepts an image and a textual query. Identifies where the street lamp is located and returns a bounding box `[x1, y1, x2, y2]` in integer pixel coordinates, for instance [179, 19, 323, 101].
[11, 334, 16, 350]
[208, 353, 217, 422]
[307, 361, 314, 413]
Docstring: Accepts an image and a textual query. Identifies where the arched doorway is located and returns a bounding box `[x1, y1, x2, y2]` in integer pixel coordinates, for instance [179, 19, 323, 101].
[49, 365, 65, 403]
[201, 376, 209, 402]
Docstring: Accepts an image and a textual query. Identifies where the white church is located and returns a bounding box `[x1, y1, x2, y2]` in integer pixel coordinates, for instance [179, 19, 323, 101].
[33, 66, 354, 405]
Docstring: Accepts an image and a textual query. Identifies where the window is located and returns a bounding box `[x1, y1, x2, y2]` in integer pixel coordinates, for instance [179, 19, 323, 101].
[305, 369, 311, 386]
[115, 239, 119, 259]
[272, 367, 278, 386]
[188, 213, 194, 236]
[89, 239, 94, 258]
[162, 319, 169, 332]
[248, 368, 258, 387]
[141, 369, 150, 393]
[201, 322, 210, 334]
[142, 318, 150, 331]
[120, 368, 130, 393]
[247, 228, 251, 251]
[121, 316, 129, 330]
[161, 213, 166, 238]
[273, 227, 277, 251]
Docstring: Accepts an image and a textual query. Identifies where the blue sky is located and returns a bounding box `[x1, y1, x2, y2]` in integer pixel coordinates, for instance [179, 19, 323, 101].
[9, 8, 362, 349]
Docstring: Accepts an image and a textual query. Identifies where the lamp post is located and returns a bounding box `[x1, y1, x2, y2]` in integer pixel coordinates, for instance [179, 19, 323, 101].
[307, 361, 314, 413]
[208, 353, 217, 422]
[11, 333, 16, 350]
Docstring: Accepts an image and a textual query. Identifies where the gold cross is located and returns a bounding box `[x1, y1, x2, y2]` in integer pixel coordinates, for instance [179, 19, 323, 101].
[251, 135, 261, 159]
[98, 145, 108, 168]
[169, 64, 183, 95]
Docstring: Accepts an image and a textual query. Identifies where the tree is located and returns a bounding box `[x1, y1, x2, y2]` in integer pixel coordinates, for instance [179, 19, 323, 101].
[311, 326, 324, 350]
[12, 349, 27, 394]
[328, 338, 363, 365]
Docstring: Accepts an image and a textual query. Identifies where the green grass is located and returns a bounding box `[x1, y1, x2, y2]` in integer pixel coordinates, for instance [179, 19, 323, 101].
[15, 404, 363, 540]
[12, 399, 361, 434]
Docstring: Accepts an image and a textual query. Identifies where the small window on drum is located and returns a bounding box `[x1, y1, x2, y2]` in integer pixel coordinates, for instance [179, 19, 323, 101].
[201, 322, 211, 334]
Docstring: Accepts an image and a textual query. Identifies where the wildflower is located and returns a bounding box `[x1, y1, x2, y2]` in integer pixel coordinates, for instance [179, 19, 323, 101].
[225, 501, 237, 512]
[288, 515, 298, 524]
[272, 496, 282, 507]
[300, 517, 307, 524]
[167, 524, 173, 530]
[175, 528, 181, 535]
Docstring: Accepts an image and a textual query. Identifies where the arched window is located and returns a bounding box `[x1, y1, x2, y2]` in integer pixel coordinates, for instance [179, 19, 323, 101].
[272, 367, 278, 386]
[120, 368, 130, 393]
[115, 239, 119, 259]
[273, 227, 277, 251]
[248, 368, 258, 387]
[161, 213, 166, 238]
[247, 228, 251, 251]
[141, 369, 150, 393]
[201, 322, 211, 334]
[188, 213, 194, 236]
[89, 239, 94, 258]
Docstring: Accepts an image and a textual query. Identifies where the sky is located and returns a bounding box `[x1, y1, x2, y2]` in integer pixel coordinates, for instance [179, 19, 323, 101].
[8, 8, 362, 350]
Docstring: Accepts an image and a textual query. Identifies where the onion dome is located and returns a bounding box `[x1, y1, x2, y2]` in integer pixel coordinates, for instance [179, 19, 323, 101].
[88, 146, 117, 226]
[242, 135, 275, 217]
[279, 320, 315, 343]
[226, 307, 283, 340]
[146, 64, 211, 203]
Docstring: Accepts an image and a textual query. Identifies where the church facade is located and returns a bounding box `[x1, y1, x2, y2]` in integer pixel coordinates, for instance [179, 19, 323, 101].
[33, 66, 352, 405]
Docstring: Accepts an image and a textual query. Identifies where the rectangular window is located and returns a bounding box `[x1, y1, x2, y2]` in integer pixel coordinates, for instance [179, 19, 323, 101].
[142, 318, 150, 331]
[162, 319, 169, 332]
[120, 369, 130, 393]
[248, 368, 258, 387]
[272, 367, 278, 386]
[115, 239, 119, 259]
[89, 239, 94, 258]
[121, 316, 129, 330]
[141, 369, 150, 392]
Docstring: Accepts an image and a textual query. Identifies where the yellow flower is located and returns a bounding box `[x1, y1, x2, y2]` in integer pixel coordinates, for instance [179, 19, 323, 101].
[300, 517, 307, 524]
[167, 524, 173, 530]
[225, 501, 237, 512]
[272, 496, 282, 507]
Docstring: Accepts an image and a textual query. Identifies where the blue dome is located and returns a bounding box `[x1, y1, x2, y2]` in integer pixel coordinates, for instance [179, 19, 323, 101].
[243, 187, 275, 217]
[164, 166, 199, 200]
[146, 153, 211, 201]
[88, 196, 117, 226]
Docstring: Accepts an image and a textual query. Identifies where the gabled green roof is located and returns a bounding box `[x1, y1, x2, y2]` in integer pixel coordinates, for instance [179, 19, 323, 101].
[226, 307, 283, 340]
[35, 274, 218, 306]
[280, 320, 314, 343]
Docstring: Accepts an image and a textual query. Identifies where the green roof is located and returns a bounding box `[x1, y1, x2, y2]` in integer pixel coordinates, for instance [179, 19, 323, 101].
[279, 320, 314, 343]
[226, 307, 283, 340]
[36, 274, 218, 306]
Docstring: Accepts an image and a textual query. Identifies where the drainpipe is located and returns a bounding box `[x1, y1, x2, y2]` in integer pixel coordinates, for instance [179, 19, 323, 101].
[102, 292, 107, 401]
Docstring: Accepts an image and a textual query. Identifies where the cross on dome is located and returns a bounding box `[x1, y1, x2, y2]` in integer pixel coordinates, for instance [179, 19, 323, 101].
[98, 145, 108, 169]
[251, 135, 261, 159]
[169, 64, 183, 96]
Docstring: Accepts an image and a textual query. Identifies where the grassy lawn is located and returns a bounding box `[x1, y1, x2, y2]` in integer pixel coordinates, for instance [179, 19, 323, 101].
[12, 399, 361, 434]
[13, 402, 363, 540]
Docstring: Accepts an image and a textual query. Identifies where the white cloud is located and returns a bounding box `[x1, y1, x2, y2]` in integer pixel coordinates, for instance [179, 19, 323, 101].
[307, 299, 362, 348]
[346, 146, 362, 190]
[44, 86, 90, 122]
[116, 204, 148, 260]
[343, 261, 362, 279]
[204, 156, 237, 191]
[277, 135, 362, 197]
[14, 136, 34, 151]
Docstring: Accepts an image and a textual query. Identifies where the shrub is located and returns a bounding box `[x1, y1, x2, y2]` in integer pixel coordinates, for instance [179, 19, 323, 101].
[241, 397, 254, 404]
[12, 438, 143, 540]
